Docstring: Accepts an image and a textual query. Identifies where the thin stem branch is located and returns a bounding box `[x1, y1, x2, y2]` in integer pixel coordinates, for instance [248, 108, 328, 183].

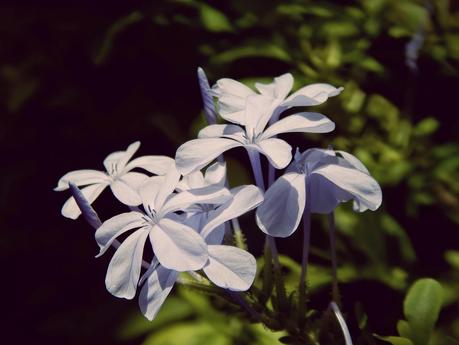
[327, 212, 340, 304]
[330, 302, 353, 345]
[226, 290, 262, 322]
[299, 206, 311, 290]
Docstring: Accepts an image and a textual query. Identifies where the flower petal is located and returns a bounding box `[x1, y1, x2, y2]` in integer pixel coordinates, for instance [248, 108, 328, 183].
[61, 183, 107, 219]
[150, 218, 208, 271]
[335, 150, 370, 174]
[123, 155, 174, 175]
[203, 245, 256, 291]
[55, 169, 109, 191]
[161, 184, 232, 216]
[95, 211, 146, 256]
[138, 176, 165, 211]
[105, 228, 149, 299]
[198, 124, 246, 143]
[204, 161, 227, 186]
[197, 67, 218, 125]
[282, 83, 343, 107]
[201, 185, 263, 240]
[138, 264, 178, 321]
[117, 141, 141, 171]
[256, 172, 305, 237]
[311, 164, 382, 213]
[245, 94, 275, 139]
[176, 138, 243, 175]
[110, 172, 148, 206]
[260, 112, 335, 140]
[154, 163, 181, 212]
[255, 138, 292, 169]
[213, 78, 255, 125]
[255, 73, 293, 100]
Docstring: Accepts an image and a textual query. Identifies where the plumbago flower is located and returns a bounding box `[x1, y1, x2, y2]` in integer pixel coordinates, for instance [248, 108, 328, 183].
[213, 73, 344, 126]
[55, 141, 173, 219]
[138, 163, 264, 320]
[175, 74, 340, 176]
[94, 163, 230, 298]
[95, 161, 264, 320]
[256, 148, 382, 237]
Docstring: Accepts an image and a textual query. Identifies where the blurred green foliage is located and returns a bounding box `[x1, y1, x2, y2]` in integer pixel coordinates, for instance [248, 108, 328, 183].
[2, 0, 459, 344]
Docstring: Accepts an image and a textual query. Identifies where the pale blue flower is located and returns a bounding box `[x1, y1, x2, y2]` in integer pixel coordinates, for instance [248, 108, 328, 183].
[256, 148, 382, 237]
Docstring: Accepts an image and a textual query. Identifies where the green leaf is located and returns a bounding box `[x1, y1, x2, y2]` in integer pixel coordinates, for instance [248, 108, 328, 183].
[374, 335, 414, 345]
[142, 321, 231, 345]
[404, 278, 443, 345]
[444, 250, 459, 270]
[413, 118, 440, 136]
[117, 297, 194, 340]
[200, 4, 232, 32]
[211, 44, 291, 64]
[397, 320, 411, 339]
[94, 11, 144, 65]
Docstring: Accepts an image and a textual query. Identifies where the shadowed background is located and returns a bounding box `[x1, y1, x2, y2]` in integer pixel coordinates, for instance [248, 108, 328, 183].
[1, 1, 459, 344]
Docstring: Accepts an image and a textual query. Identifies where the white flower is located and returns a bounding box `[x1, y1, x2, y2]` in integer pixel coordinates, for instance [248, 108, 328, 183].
[55, 141, 174, 219]
[212, 73, 343, 126]
[138, 181, 264, 320]
[94, 163, 234, 299]
[176, 93, 336, 175]
[256, 148, 382, 238]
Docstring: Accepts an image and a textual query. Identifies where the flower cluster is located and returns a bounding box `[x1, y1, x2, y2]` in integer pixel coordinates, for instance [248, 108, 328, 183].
[56, 68, 381, 325]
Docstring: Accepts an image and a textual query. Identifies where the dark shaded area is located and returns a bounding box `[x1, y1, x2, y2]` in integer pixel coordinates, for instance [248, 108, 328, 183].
[1, 2, 458, 345]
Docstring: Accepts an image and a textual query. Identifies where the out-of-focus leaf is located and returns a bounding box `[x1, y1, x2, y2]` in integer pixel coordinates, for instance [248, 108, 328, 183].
[142, 321, 231, 345]
[117, 297, 194, 340]
[320, 21, 359, 37]
[251, 323, 285, 345]
[444, 250, 459, 270]
[413, 118, 439, 136]
[211, 44, 291, 64]
[397, 320, 411, 339]
[200, 4, 232, 32]
[94, 11, 144, 65]
[381, 214, 416, 263]
[404, 278, 443, 345]
[374, 335, 414, 345]
[366, 94, 399, 131]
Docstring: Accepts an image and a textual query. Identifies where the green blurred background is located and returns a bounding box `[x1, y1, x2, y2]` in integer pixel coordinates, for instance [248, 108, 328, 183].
[1, 0, 458, 344]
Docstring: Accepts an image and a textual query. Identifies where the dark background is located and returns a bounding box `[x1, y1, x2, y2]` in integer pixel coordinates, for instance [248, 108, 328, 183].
[1, 2, 458, 344]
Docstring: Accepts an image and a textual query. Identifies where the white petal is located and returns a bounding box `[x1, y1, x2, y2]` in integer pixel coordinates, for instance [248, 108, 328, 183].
[175, 138, 243, 175]
[138, 176, 165, 211]
[282, 83, 343, 107]
[95, 212, 146, 256]
[123, 155, 174, 175]
[255, 73, 293, 101]
[161, 184, 231, 216]
[110, 172, 148, 206]
[255, 138, 292, 169]
[245, 94, 275, 138]
[61, 183, 107, 219]
[104, 151, 125, 172]
[213, 78, 255, 125]
[198, 124, 246, 143]
[335, 150, 370, 174]
[203, 245, 256, 291]
[138, 264, 178, 321]
[116, 141, 141, 171]
[204, 161, 227, 186]
[150, 218, 208, 271]
[261, 112, 335, 140]
[105, 228, 149, 299]
[182, 171, 205, 190]
[273, 73, 294, 99]
[311, 164, 382, 213]
[201, 185, 263, 240]
[213, 78, 254, 98]
[55, 169, 109, 191]
[256, 172, 305, 237]
[154, 163, 181, 212]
